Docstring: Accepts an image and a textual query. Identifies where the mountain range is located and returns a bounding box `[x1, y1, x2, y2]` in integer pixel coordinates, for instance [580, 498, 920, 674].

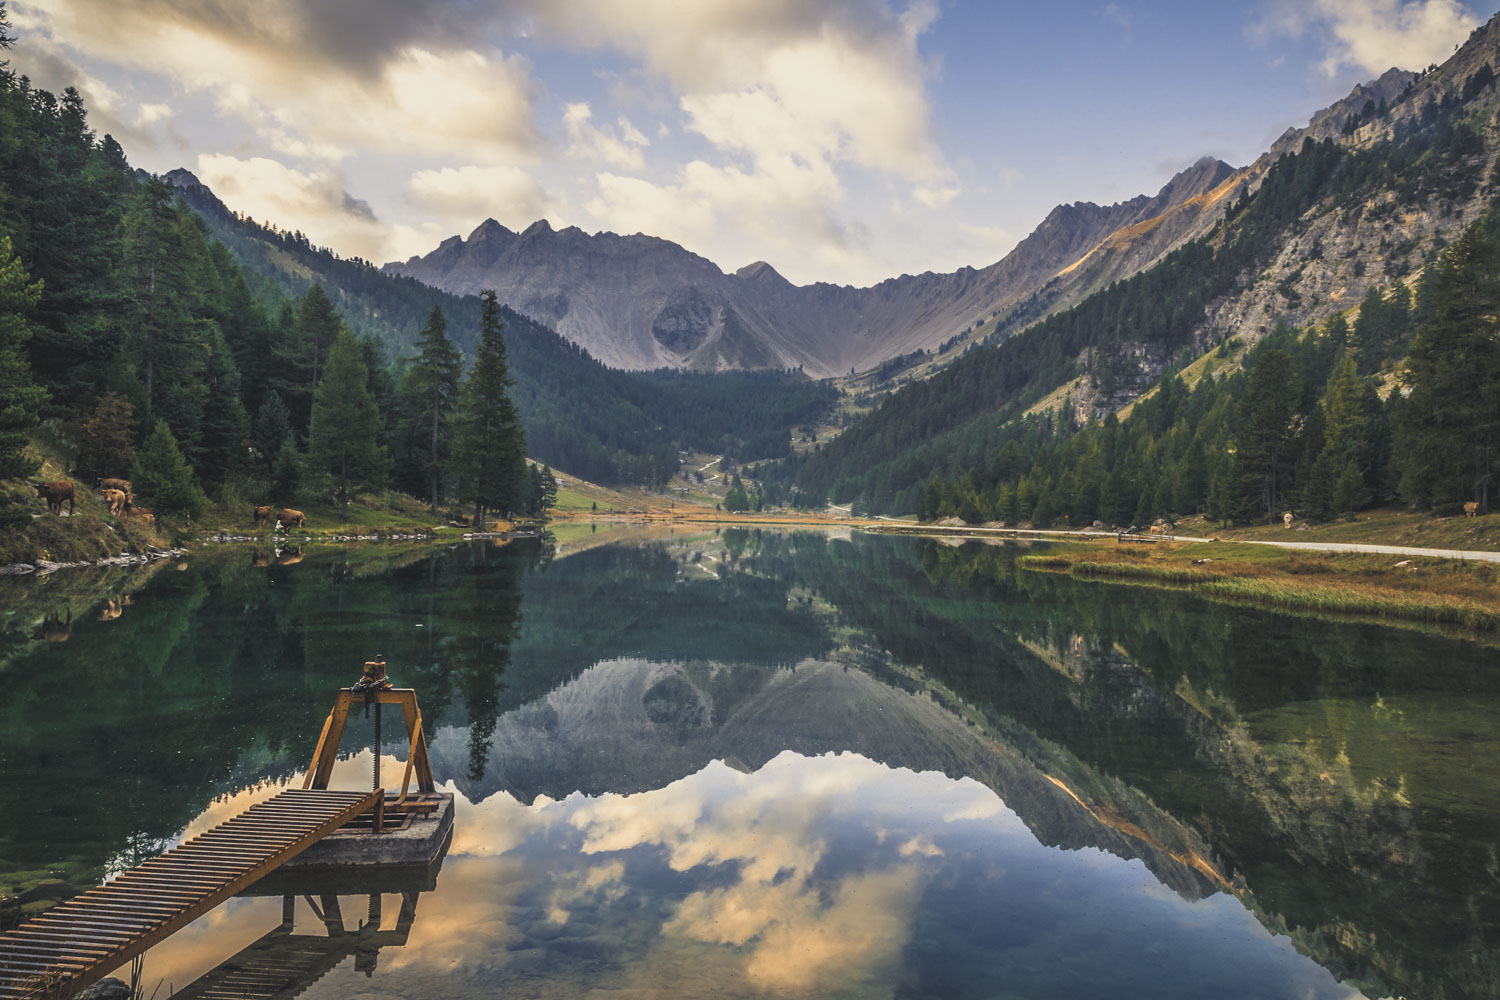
[380, 38, 1445, 382]
[384, 156, 1240, 377]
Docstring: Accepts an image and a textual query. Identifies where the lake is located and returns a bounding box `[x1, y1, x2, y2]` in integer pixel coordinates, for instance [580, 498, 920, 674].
[1, 527, 1497, 999]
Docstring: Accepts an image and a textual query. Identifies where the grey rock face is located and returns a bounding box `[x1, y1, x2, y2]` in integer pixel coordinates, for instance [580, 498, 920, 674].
[384, 158, 1237, 377]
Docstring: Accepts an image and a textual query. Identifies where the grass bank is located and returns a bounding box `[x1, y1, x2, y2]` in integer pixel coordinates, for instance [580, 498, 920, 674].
[1017, 541, 1500, 633]
[0, 460, 168, 565]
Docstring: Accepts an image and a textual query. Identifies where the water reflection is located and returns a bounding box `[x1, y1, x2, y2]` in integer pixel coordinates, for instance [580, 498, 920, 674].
[234, 754, 1352, 999]
[1, 532, 1496, 998]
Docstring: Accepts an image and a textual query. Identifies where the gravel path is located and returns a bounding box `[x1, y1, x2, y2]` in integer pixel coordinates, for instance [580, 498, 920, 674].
[868, 523, 1500, 562]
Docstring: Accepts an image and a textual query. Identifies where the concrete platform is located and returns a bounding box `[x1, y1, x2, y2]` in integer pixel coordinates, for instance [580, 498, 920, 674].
[282, 793, 454, 870]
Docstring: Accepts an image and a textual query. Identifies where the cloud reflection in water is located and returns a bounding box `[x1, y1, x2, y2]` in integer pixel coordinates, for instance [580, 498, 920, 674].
[363, 750, 1364, 1000]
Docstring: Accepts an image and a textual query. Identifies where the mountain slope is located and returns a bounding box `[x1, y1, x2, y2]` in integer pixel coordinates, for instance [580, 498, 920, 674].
[774, 14, 1500, 513]
[385, 158, 1237, 377]
[166, 171, 835, 484]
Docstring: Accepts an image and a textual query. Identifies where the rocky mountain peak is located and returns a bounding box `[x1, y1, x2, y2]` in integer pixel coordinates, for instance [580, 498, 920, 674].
[467, 218, 512, 242]
[163, 167, 202, 188]
[735, 260, 790, 288]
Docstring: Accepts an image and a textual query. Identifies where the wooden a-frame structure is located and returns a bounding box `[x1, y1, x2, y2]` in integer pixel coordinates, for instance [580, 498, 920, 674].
[302, 687, 435, 801]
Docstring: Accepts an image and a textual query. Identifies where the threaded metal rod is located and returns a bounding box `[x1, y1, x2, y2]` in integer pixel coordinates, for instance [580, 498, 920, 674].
[372, 703, 381, 791]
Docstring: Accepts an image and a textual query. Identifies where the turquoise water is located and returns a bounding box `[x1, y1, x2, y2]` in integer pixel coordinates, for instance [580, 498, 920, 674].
[2, 529, 1497, 998]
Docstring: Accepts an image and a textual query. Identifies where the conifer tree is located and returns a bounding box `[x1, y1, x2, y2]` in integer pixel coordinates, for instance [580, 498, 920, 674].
[276, 285, 343, 431]
[309, 328, 389, 520]
[1396, 220, 1500, 511]
[1236, 347, 1298, 518]
[76, 392, 135, 486]
[405, 305, 462, 510]
[451, 290, 526, 529]
[1332, 456, 1371, 516]
[131, 420, 207, 519]
[0, 238, 44, 525]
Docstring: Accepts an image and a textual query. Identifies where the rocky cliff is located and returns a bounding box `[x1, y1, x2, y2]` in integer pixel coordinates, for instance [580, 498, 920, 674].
[385, 158, 1236, 377]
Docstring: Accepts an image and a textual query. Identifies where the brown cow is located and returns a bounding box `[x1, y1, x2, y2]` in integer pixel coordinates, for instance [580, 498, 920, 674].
[31, 480, 75, 515]
[276, 508, 306, 529]
[1465, 501, 1479, 518]
[97, 477, 131, 495]
[101, 488, 126, 516]
[129, 507, 155, 526]
[99, 598, 124, 622]
[253, 505, 272, 528]
[1283, 511, 1295, 529]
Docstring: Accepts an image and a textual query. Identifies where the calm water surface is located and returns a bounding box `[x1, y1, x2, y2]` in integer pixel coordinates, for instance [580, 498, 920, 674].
[1, 528, 1497, 999]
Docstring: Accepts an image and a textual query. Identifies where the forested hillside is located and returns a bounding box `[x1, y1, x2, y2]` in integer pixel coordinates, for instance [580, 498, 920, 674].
[0, 45, 835, 529]
[772, 51, 1500, 521]
[166, 170, 836, 485]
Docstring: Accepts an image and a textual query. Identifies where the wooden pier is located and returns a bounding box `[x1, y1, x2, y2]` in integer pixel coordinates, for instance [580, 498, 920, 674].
[0, 788, 382, 999]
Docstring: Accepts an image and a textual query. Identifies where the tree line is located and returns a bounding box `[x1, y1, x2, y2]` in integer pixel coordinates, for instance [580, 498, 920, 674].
[910, 207, 1500, 528]
[771, 67, 1494, 516]
[0, 32, 834, 526]
[0, 44, 542, 526]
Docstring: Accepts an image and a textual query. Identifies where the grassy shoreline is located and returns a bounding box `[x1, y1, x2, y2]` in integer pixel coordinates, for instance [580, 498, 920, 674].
[1017, 541, 1500, 634]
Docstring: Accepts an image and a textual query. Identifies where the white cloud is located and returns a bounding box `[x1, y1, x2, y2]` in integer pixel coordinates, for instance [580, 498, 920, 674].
[584, 154, 884, 280]
[914, 184, 959, 208]
[16, 1, 543, 165]
[407, 164, 553, 233]
[134, 102, 172, 127]
[528, 0, 953, 281]
[563, 102, 648, 170]
[196, 153, 409, 263]
[1257, 0, 1481, 76]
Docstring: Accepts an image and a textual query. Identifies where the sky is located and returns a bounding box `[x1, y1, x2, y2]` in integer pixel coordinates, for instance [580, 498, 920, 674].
[5, 1, 1493, 287]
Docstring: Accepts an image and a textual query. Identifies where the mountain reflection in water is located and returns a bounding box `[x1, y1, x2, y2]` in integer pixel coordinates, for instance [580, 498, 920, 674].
[1, 530, 1495, 998]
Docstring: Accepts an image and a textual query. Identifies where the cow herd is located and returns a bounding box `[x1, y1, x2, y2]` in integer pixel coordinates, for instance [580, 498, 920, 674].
[25, 477, 156, 524]
[26, 478, 307, 532]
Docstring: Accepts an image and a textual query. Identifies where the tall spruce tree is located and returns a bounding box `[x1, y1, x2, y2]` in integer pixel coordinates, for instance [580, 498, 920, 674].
[309, 328, 389, 520]
[275, 285, 342, 432]
[405, 305, 462, 510]
[451, 290, 526, 529]
[1396, 220, 1500, 511]
[1236, 347, 1299, 518]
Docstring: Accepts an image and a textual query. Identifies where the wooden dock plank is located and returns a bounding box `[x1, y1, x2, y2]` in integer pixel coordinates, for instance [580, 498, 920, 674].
[0, 788, 380, 1000]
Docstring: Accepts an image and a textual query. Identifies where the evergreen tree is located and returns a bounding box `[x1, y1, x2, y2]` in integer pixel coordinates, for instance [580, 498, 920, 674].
[538, 464, 558, 513]
[405, 305, 462, 510]
[130, 420, 207, 519]
[275, 285, 342, 432]
[1396, 220, 1500, 511]
[195, 332, 248, 489]
[309, 328, 389, 520]
[1320, 353, 1380, 508]
[0, 237, 44, 525]
[1236, 347, 1298, 518]
[122, 175, 193, 414]
[253, 390, 292, 468]
[1206, 448, 1240, 527]
[1332, 456, 1371, 516]
[451, 290, 526, 528]
[1302, 451, 1338, 522]
[75, 392, 135, 486]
